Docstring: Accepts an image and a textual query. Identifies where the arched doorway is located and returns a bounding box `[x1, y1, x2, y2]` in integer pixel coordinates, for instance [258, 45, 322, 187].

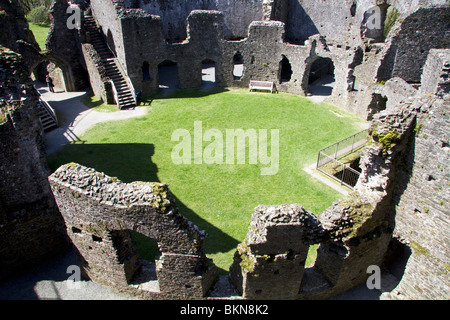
[233, 52, 244, 80]
[106, 29, 117, 57]
[32, 60, 65, 92]
[30, 53, 80, 93]
[31, 57, 76, 93]
[201, 59, 216, 90]
[158, 60, 179, 92]
[307, 57, 335, 96]
[142, 61, 151, 82]
[279, 55, 293, 83]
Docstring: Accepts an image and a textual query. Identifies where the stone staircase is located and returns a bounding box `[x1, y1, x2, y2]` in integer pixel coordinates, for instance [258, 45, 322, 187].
[38, 99, 58, 132]
[84, 13, 136, 109]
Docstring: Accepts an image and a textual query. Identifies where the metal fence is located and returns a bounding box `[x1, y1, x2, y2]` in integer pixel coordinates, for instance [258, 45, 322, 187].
[316, 129, 368, 189]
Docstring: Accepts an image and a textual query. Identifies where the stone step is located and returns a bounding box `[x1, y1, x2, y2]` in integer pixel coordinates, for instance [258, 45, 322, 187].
[118, 95, 134, 101]
[118, 93, 134, 99]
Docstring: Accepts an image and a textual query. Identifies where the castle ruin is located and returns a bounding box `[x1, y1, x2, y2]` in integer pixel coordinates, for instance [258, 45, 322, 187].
[0, 0, 449, 300]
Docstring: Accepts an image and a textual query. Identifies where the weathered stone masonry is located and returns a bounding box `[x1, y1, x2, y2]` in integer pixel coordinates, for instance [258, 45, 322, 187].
[48, 58, 449, 299]
[49, 164, 217, 299]
[229, 91, 422, 299]
[0, 0, 448, 300]
[81, 0, 449, 120]
[0, 49, 68, 281]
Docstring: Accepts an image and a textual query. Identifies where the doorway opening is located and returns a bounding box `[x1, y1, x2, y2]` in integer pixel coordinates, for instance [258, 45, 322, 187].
[202, 59, 216, 90]
[307, 57, 335, 96]
[233, 52, 244, 80]
[279, 55, 293, 83]
[158, 60, 179, 92]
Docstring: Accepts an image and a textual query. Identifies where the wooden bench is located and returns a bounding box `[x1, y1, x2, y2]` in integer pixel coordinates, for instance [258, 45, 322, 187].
[249, 80, 275, 93]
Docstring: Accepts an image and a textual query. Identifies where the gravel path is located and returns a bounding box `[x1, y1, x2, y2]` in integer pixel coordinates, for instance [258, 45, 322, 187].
[36, 82, 147, 155]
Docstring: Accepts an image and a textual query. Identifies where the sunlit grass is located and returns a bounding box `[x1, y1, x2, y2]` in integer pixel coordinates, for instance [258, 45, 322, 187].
[48, 88, 366, 272]
[28, 22, 50, 50]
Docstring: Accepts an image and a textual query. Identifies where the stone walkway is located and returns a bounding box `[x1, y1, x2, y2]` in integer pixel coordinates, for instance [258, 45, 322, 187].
[35, 82, 148, 155]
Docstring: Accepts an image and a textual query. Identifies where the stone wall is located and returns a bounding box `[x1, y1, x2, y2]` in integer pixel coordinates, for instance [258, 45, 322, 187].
[0, 0, 42, 71]
[0, 48, 68, 281]
[81, 43, 115, 104]
[49, 163, 217, 299]
[125, 0, 265, 42]
[382, 51, 450, 300]
[90, 0, 129, 72]
[376, 7, 450, 83]
[229, 204, 321, 299]
[85, 0, 449, 120]
[45, 0, 89, 91]
[419, 49, 450, 98]
[383, 96, 449, 300]
[229, 92, 419, 298]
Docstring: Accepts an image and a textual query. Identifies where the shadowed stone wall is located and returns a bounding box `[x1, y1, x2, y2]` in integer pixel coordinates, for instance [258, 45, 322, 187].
[49, 163, 217, 299]
[0, 48, 68, 281]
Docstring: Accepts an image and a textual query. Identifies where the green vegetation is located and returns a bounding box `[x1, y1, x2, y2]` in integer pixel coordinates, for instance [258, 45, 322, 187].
[19, 0, 52, 26]
[47, 88, 366, 272]
[82, 92, 119, 113]
[28, 22, 49, 50]
[410, 241, 430, 256]
[19, 0, 51, 50]
[378, 130, 400, 151]
[384, 6, 400, 37]
[371, 129, 400, 151]
[26, 5, 50, 26]
[414, 123, 423, 137]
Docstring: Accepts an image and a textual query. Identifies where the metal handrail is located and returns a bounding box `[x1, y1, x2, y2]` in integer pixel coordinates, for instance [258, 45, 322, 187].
[318, 129, 368, 160]
[39, 98, 58, 123]
[108, 79, 120, 109]
[316, 130, 368, 189]
[317, 153, 361, 189]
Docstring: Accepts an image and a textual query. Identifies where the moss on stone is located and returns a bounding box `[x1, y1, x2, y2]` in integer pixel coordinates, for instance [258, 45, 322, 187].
[236, 239, 255, 272]
[371, 129, 400, 151]
[340, 194, 375, 239]
[410, 241, 430, 256]
[240, 253, 255, 273]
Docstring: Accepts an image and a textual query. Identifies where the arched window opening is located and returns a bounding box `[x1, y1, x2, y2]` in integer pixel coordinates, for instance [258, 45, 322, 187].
[350, 1, 357, 17]
[106, 29, 117, 57]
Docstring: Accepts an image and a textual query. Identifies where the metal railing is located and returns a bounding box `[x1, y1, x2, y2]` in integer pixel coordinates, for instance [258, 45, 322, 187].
[316, 129, 368, 189]
[39, 98, 58, 124]
[109, 79, 120, 109]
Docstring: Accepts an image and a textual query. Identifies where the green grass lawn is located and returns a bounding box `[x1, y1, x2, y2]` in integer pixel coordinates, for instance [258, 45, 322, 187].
[47, 88, 366, 272]
[28, 22, 50, 50]
[82, 91, 120, 113]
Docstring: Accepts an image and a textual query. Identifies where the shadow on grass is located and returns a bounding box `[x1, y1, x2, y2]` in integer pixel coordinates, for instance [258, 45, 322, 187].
[82, 91, 104, 109]
[47, 142, 240, 261]
[81, 90, 118, 112]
